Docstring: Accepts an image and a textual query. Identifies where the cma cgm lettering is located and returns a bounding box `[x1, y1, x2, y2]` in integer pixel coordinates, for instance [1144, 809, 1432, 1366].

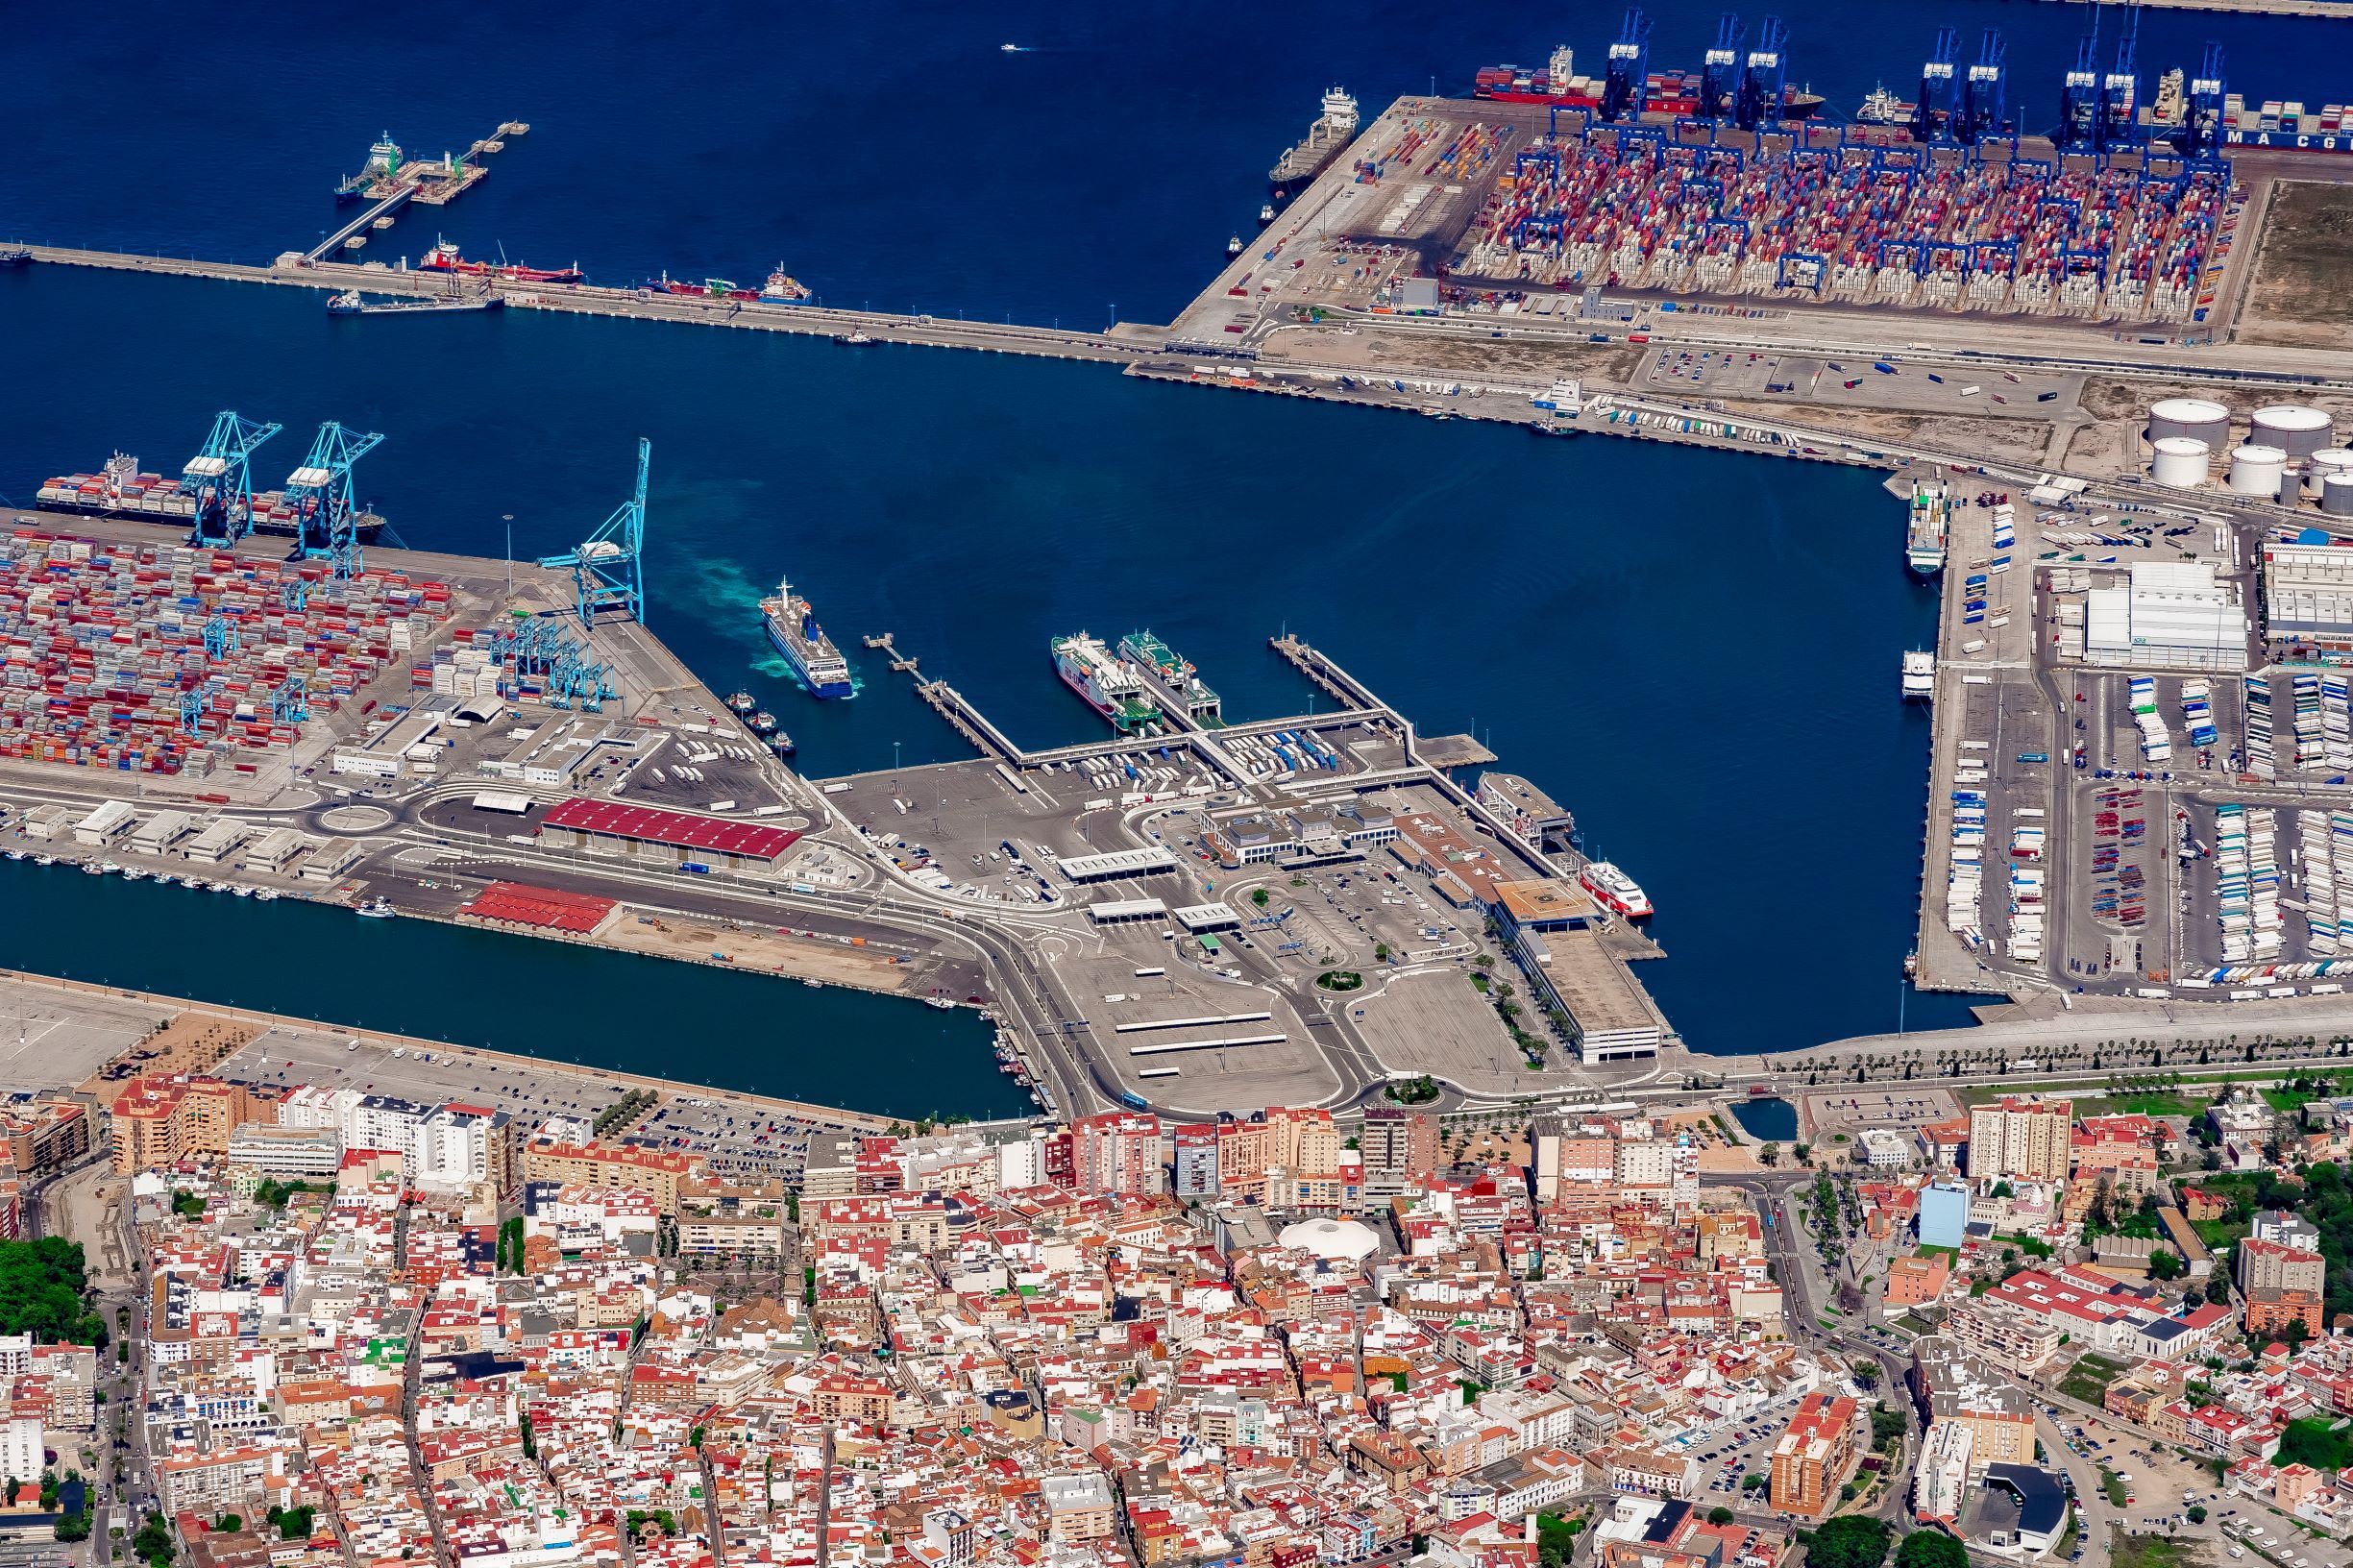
[2224, 130, 2353, 155]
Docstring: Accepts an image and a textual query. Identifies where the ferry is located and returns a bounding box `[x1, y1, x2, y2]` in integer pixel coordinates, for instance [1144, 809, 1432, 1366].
[1905, 479, 1949, 576]
[1579, 860, 1654, 919]
[1901, 649, 1937, 702]
[417, 237, 584, 286]
[1050, 632, 1161, 733]
[761, 577, 854, 698]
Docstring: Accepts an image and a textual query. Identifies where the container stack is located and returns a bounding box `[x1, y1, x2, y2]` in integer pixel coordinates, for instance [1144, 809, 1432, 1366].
[0, 527, 451, 777]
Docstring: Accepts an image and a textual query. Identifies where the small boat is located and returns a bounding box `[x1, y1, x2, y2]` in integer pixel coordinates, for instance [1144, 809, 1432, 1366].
[833, 331, 873, 346]
[1000, 42, 1027, 52]
[233, 885, 254, 897]
[1259, 202, 1276, 224]
[747, 710, 780, 737]
[255, 889, 280, 902]
[1227, 235, 1245, 256]
[1901, 649, 1936, 701]
[0, 247, 33, 267]
[926, 992, 956, 1011]
[81, 862, 101, 875]
[3, 850, 23, 861]
[33, 855, 55, 867]
[768, 731, 797, 757]
[356, 896, 396, 919]
[327, 289, 365, 316]
[725, 691, 757, 715]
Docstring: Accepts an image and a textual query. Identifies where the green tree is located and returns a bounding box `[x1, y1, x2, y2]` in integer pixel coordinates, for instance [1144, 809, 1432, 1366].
[1759, 1143, 1779, 1167]
[1707, 1507, 1736, 1527]
[1535, 1513, 1578, 1568]
[2188, 1506, 2209, 1525]
[1991, 1181, 2015, 1200]
[1741, 1474, 1767, 1493]
[1851, 1360, 1881, 1389]
[2148, 1247, 2185, 1282]
[2205, 1274, 2233, 1307]
[0, 1237, 110, 1348]
[1805, 1515, 1892, 1568]
[214, 1514, 242, 1534]
[1894, 1529, 1971, 1568]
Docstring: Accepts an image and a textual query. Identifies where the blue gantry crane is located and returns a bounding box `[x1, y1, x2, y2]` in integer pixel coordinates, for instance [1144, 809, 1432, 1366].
[1915, 26, 1960, 148]
[1700, 13, 1745, 126]
[1600, 8, 1654, 123]
[1736, 15, 1788, 132]
[284, 421, 383, 578]
[2101, 3, 2144, 150]
[2184, 41, 2228, 163]
[179, 411, 282, 547]
[538, 437, 650, 628]
[2059, 6, 2105, 152]
[1957, 28, 2009, 149]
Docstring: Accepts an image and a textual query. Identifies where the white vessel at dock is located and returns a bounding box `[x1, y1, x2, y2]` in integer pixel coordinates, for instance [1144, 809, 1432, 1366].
[1901, 649, 1936, 701]
[1905, 478, 1949, 576]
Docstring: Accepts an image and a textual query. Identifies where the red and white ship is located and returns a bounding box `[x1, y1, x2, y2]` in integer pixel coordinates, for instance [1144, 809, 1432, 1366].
[1579, 860, 1654, 919]
[418, 236, 584, 285]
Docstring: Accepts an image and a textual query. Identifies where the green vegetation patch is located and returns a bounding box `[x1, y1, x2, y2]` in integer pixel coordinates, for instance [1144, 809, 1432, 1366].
[2109, 1529, 2212, 1568]
[2278, 1417, 2353, 1473]
[0, 1237, 107, 1348]
[1316, 969, 1364, 992]
[1383, 1075, 1439, 1105]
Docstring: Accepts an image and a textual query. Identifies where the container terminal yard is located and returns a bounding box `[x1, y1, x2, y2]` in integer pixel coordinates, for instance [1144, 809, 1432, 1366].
[19, 17, 2353, 1120]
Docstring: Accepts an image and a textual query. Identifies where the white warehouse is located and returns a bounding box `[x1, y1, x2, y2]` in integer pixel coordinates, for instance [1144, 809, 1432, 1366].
[2081, 561, 2248, 672]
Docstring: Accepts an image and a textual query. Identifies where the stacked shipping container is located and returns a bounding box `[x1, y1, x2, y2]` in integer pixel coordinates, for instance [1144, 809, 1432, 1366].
[0, 529, 451, 777]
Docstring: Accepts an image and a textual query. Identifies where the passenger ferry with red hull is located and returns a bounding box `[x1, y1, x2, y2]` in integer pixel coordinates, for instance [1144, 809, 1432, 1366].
[1579, 861, 1654, 919]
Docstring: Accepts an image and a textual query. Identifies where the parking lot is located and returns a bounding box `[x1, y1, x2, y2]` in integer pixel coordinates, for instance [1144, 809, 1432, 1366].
[1637, 348, 2081, 417]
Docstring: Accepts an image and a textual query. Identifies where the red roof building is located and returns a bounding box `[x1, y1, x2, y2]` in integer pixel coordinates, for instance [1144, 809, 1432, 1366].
[538, 798, 801, 866]
[461, 881, 618, 933]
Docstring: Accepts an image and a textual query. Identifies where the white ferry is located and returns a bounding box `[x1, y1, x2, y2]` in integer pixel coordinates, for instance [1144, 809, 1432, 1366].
[1901, 649, 1936, 701]
[1579, 860, 1654, 919]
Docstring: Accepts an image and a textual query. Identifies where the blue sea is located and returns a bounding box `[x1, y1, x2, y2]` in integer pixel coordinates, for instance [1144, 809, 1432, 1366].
[1, 0, 2341, 1078]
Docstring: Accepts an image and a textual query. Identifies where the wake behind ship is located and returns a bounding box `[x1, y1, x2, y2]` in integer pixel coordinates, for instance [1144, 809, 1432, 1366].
[762, 577, 852, 698]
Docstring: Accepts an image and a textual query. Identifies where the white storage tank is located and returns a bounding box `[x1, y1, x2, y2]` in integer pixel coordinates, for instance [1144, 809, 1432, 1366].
[2252, 404, 2334, 459]
[2150, 436, 2212, 488]
[2149, 397, 2232, 448]
[2305, 449, 2353, 498]
[2326, 473, 2353, 518]
[2230, 443, 2289, 497]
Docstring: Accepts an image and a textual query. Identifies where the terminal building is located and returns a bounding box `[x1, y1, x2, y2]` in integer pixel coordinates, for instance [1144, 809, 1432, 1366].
[537, 799, 802, 870]
[1488, 878, 1665, 1064]
[1476, 772, 1575, 853]
[1206, 802, 1398, 870]
[2261, 539, 2353, 657]
[1055, 846, 1180, 884]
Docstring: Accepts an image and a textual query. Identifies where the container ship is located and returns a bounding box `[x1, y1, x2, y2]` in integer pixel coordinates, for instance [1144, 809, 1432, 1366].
[418, 237, 584, 285]
[1472, 45, 1822, 118]
[36, 452, 385, 540]
[1270, 87, 1362, 186]
[1051, 633, 1161, 733]
[1905, 479, 1950, 577]
[1579, 860, 1654, 919]
[761, 576, 853, 698]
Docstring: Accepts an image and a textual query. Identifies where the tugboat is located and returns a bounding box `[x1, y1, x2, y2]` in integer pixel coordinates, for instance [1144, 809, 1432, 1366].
[1259, 202, 1276, 224]
[768, 730, 797, 757]
[747, 710, 780, 737]
[1227, 235, 1245, 257]
[725, 691, 757, 716]
[327, 289, 365, 316]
